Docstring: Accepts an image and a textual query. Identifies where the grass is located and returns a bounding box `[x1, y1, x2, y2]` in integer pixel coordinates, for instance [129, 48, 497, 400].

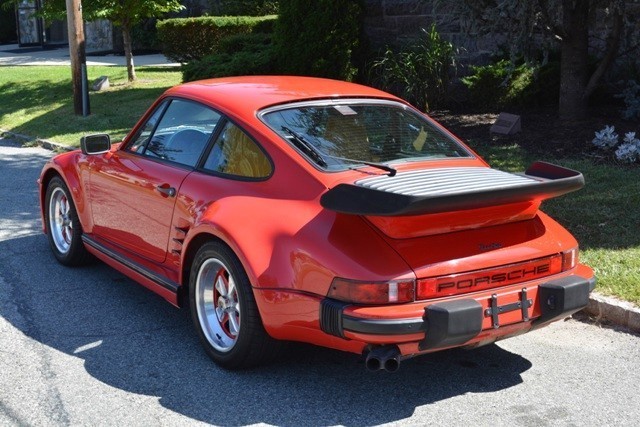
[0, 65, 182, 145]
[470, 139, 640, 306]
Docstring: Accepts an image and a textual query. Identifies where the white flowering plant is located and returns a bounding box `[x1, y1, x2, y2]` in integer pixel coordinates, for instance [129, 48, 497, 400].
[593, 127, 640, 164]
[592, 125, 619, 149]
[615, 132, 640, 163]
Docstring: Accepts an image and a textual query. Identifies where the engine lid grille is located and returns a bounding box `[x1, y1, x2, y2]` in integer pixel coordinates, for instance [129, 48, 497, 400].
[356, 167, 539, 197]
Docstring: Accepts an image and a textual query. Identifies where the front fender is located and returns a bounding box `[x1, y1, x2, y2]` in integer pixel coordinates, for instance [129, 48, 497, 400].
[38, 150, 91, 233]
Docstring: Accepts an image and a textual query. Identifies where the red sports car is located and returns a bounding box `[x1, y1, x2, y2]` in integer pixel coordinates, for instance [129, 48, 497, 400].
[38, 76, 595, 371]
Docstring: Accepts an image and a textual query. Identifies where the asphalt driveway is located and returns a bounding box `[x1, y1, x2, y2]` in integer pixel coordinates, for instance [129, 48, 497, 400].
[1, 137, 638, 426]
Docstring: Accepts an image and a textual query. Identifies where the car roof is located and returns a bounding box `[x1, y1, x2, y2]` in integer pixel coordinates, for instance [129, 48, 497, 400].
[163, 76, 402, 115]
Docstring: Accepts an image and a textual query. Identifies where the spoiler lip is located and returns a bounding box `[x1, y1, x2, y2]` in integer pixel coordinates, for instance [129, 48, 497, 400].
[320, 161, 585, 216]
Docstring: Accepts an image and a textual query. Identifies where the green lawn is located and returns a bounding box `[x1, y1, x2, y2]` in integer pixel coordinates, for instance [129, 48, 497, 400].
[470, 140, 640, 306]
[1, 65, 638, 306]
[0, 65, 182, 145]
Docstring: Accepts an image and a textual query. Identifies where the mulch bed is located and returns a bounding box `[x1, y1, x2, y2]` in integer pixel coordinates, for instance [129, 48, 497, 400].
[430, 105, 639, 160]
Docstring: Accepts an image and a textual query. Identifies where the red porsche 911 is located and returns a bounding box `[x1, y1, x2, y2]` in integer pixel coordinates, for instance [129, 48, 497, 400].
[38, 76, 595, 371]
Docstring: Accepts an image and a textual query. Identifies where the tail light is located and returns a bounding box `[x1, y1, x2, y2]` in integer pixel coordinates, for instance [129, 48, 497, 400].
[562, 247, 579, 271]
[328, 278, 415, 304]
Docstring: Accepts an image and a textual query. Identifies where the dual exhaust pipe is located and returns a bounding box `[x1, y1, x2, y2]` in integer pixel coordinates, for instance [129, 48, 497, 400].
[364, 345, 401, 372]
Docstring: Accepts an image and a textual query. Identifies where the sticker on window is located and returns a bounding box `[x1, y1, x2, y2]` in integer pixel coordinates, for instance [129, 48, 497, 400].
[334, 105, 357, 116]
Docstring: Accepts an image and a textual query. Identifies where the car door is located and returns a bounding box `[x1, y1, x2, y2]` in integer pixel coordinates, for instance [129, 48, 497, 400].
[88, 98, 221, 263]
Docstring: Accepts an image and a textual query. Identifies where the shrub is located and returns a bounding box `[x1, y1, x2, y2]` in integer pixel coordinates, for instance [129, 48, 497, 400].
[615, 80, 640, 120]
[461, 58, 560, 110]
[157, 15, 277, 63]
[370, 25, 455, 111]
[272, 0, 364, 81]
[592, 125, 619, 149]
[131, 19, 161, 52]
[182, 33, 274, 82]
[210, 0, 279, 16]
[615, 132, 640, 163]
[592, 126, 640, 164]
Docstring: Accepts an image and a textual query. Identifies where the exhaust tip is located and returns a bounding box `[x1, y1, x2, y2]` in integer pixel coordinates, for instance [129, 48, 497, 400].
[366, 356, 382, 371]
[384, 358, 400, 373]
[364, 345, 401, 372]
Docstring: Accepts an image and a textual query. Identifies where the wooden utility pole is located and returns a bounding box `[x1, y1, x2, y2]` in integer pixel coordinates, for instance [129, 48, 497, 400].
[65, 0, 90, 116]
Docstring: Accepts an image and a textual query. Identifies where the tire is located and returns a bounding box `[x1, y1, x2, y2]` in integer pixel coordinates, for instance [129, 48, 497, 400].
[44, 176, 91, 266]
[189, 241, 280, 369]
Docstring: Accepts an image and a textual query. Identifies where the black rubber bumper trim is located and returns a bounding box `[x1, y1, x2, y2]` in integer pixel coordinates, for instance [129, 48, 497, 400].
[534, 275, 593, 325]
[324, 273, 595, 344]
[419, 299, 484, 350]
[320, 299, 349, 338]
[342, 315, 425, 335]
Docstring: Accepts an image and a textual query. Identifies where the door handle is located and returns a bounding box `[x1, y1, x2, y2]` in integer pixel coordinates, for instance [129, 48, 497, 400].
[156, 185, 176, 197]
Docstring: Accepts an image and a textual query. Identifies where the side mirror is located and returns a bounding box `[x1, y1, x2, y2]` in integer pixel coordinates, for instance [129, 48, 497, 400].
[80, 134, 111, 155]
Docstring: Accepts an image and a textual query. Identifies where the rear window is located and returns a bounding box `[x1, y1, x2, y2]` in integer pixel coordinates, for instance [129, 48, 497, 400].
[261, 100, 471, 171]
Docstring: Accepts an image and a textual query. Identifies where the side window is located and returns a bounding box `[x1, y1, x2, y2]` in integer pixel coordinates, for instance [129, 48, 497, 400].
[127, 101, 167, 153]
[132, 99, 221, 168]
[203, 122, 272, 178]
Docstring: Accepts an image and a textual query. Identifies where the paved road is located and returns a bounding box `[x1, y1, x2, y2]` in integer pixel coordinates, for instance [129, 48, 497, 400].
[1, 137, 639, 426]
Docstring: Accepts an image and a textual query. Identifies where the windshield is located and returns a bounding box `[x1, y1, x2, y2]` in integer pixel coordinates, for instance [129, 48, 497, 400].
[261, 101, 472, 171]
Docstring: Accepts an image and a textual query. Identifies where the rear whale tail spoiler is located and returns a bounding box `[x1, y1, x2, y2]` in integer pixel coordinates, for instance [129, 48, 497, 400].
[320, 162, 584, 216]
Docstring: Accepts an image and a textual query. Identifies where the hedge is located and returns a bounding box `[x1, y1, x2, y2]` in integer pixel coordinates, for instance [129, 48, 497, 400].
[157, 15, 277, 63]
[273, 0, 364, 81]
[182, 33, 275, 82]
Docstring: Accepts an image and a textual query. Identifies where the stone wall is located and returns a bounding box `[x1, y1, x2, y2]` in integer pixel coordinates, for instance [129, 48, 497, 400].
[363, 0, 640, 73]
[85, 20, 113, 53]
[363, 0, 500, 63]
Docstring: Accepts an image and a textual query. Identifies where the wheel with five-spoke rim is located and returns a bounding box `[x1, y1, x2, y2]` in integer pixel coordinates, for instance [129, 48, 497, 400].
[189, 242, 280, 369]
[195, 258, 241, 352]
[45, 176, 90, 266]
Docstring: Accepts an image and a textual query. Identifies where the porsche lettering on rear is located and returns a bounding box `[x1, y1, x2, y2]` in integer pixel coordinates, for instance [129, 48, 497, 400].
[38, 76, 595, 372]
[435, 258, 557, 294]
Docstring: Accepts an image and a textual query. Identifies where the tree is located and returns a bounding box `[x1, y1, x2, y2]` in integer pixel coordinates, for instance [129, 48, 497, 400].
[457, 0, 637, 121]
[21, 0, 183, 82]
[93, 0, 184, 81]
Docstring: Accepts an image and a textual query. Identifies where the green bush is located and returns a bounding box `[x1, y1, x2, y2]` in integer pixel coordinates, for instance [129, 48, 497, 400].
[461, 59, 560, 109]
[252, 17, 276, 34]
[273, 0, 364, 81]
[157, 15, 277, 63]
[182, 33, 275, 82]
[370, 25, 456, 111]
[131, 19, 161, 52]
[210, 0, 279, 16]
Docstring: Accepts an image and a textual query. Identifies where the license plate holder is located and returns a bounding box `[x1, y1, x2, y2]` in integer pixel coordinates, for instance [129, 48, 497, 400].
[484, 288, 533, 329]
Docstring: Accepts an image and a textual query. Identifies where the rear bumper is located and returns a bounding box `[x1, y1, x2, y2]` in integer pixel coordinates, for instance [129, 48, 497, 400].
[320, 274, 595, 351]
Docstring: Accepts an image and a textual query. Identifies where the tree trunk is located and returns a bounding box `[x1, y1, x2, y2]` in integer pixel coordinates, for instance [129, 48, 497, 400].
[558, 0, 589, 121]
[65, 0, 89, 115]
[122, 23, 136, 82]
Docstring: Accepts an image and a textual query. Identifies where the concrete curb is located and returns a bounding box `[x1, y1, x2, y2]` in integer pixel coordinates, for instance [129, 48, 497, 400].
[581, 292, 640, 334]
[2, 130, 638, 334]
[1, 129, 74, 152]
